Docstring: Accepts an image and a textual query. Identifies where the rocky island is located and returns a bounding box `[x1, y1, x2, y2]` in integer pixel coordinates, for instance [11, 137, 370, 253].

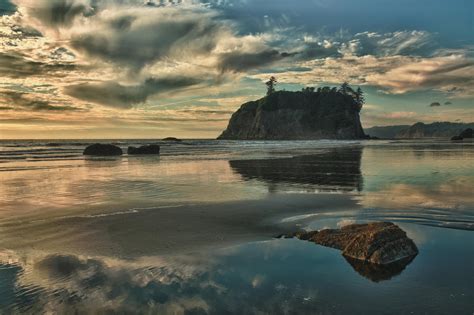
[218, 81, 366, 140]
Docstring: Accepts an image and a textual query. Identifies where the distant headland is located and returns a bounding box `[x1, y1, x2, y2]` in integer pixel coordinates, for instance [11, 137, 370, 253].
[218, 78, 366, 140]
[365, 122, 474, 139]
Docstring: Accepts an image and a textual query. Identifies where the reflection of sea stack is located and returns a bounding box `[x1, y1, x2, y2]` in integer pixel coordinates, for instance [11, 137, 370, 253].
[127, 145, 160, 155]
[229, 148, 363, 192]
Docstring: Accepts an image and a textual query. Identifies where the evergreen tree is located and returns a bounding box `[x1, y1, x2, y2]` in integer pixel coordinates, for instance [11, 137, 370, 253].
[355, 87, 365, 111]
[339, 82, 349, 94]
[266, 76, 277, 95]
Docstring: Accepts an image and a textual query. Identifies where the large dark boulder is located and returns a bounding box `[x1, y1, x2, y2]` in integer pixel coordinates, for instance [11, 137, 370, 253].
[127, 145, 160, 155]
[83, 144, 123, 156]
[294, 222, 418, 265]
[459, 128, 473, 138]
[218, 90, 365, 140]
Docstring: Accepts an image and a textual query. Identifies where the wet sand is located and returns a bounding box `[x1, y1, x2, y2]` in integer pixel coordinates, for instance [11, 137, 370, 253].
[0, 193, 359, 258]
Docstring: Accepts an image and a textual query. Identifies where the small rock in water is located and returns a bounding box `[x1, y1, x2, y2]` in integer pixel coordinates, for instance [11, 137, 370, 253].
[127, 145, 160, 155]
[295, 222, 418, 265]
[451, 135, 463, 141]
[83, 144, 123, 156]
[162, 137, 182, 142]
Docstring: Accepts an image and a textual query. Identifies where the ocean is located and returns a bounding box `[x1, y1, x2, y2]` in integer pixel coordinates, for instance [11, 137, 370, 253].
[0, 139, 473, 313]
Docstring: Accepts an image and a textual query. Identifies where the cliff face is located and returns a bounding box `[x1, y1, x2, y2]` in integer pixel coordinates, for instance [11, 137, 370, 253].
[218, 91, 365, 140]
[396, 122, 474, 138]
[365, 122, 474, 139]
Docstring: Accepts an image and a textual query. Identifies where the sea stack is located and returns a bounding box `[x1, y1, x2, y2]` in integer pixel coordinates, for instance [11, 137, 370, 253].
[218, 90, 365, 140]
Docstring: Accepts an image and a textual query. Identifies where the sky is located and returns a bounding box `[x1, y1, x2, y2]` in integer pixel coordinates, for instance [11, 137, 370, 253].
[0, 0, 473, 139]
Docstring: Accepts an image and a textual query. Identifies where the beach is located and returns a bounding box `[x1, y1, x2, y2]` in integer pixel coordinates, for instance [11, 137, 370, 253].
[0, 139, 473, 313]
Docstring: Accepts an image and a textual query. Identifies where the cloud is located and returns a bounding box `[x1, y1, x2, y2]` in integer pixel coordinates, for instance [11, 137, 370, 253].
[13, 0, 93, 29]
[218, 49, 292, 72]
[367, 55, 474, 97]
[0, 52, 76, 78]
[69, 6, 224, 71]
[64, 77, 201, 108]
[345, 31, 436, 57]
[0, 90, 80, 111]
[430, 101, 454, 107]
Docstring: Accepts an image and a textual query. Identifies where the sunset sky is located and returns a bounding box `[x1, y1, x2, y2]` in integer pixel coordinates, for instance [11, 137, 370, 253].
[0, 0, 473, 139]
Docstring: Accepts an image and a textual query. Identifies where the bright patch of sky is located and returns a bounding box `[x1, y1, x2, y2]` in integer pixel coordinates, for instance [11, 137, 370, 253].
[0, 0, 472, 138]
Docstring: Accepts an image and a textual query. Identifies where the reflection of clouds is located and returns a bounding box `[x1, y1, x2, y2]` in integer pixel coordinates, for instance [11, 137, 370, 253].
[0, 243, 354, 314]
[1, 250, 216, 313]
[362, 178, 474, 211]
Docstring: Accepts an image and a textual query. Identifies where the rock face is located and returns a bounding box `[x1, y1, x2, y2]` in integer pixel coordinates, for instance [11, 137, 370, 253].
[395, 122, 474, 139]
[83, 144, 123, 156]
[127, 145, 160, 155]
[295, 222, 418, 265]
[218, 91, 365, 140]
[459, 128, 473, 138]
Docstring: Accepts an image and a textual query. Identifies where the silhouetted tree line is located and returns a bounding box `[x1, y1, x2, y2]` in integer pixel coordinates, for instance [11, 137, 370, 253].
[265, 77, 365, 111]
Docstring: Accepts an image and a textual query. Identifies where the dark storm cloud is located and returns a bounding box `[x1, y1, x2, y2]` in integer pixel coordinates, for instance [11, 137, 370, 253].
[218, 49, 294, 72]
[13, 0, 93, 28]
[295, 43, 341, 60]
[0, 90, 79, 111]
[70, 9, 222, 70]
[0, 52, 76, 78]
[430, 101, 455, 107]
[65, 77, 201, 108]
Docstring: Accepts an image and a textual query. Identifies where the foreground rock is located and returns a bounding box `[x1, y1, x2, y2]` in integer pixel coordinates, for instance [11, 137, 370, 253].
[83, 144, 123, 156]
[218, 90, 365, 140]
[293, 222, 418, 265]
[127, 145, 160, 155]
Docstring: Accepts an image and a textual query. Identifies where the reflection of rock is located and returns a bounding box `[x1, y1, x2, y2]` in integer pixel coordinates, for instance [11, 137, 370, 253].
[127, 145, 160, 155]
[229, 148, 363, 192]
[294, 222, 418, 264]
[83, 144, 123, 156]
[344, 255, 415, 282]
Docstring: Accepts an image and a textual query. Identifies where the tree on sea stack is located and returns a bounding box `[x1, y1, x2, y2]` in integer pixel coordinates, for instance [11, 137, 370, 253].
[265, 76, 277, 95]
[355, 87, 365, 111]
